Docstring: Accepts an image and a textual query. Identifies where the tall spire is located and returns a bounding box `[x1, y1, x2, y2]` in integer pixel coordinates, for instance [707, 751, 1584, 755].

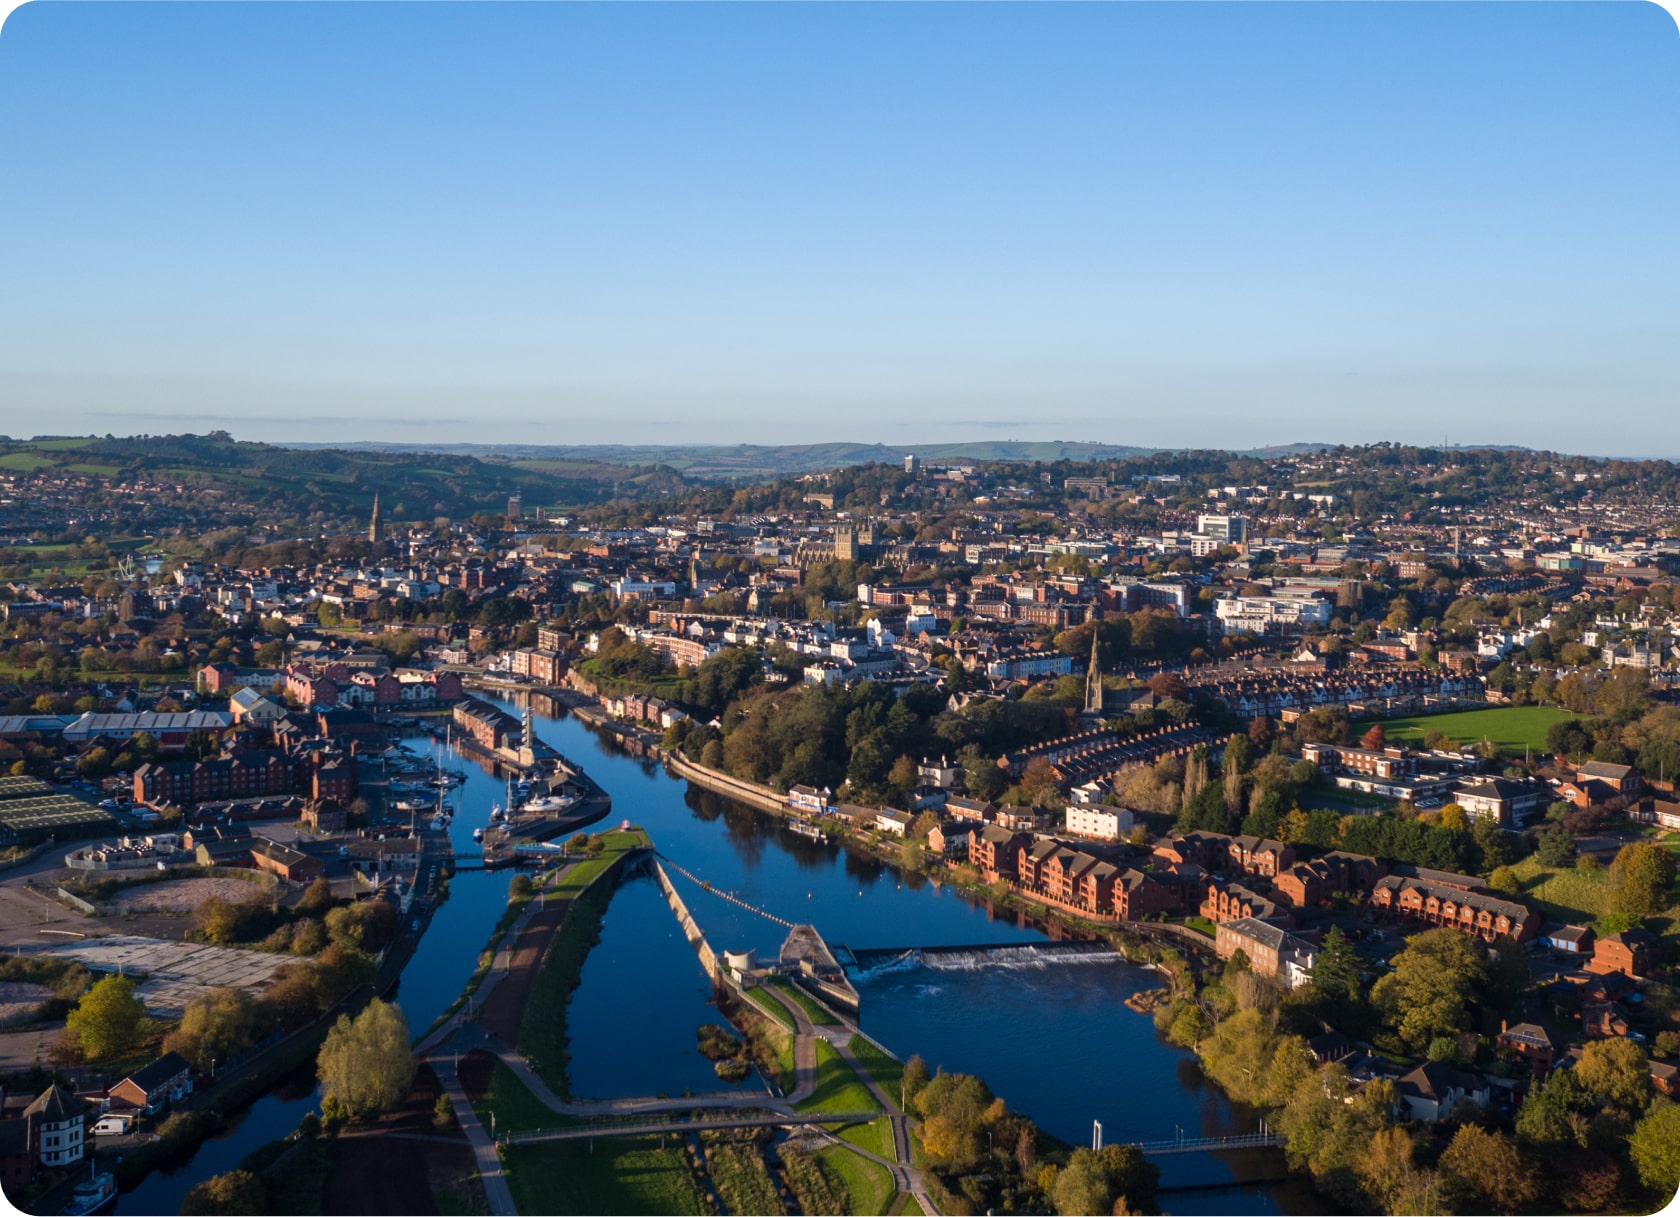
[369, 491, 385, 544]
[1084, 615, 1104, 717]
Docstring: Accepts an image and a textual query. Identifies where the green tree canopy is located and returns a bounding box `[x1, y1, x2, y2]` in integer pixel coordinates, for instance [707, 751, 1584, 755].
[316, 998, 416, 1120]
[65, 973, 146, 1060]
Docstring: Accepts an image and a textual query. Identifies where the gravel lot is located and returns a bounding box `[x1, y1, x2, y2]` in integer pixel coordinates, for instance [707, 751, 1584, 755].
[116, 877, 269, 912]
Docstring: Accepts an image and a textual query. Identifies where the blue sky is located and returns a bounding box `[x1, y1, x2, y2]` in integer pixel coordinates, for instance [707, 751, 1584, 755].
[0, 1, 1676, 453]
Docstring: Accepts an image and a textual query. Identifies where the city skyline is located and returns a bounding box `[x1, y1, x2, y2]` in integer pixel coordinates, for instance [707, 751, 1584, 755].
[1, 1, 1677, 453]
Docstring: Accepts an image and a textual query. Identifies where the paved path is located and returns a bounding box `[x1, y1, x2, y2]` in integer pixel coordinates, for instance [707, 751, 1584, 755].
[413, 861, 574, 1057]
[434, 1051, 516, 1217]
[759, 985, 939, 1215]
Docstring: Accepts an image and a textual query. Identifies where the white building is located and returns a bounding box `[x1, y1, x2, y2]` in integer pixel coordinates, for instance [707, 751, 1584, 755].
[1063, 805, 1134, 841]
[1215, 594, 1333, 634]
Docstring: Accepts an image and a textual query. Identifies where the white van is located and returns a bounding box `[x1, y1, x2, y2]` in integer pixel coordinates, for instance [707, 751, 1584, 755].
[92, 1114, 134, 1136]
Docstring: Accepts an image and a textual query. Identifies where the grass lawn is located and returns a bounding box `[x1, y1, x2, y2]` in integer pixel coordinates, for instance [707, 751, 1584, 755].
[769, 977, 840, 1025]
[837, 1117, 895, 1161]
[1183, 915, 1217, 938]
[813, 1144, 895, 1216]
[795, 1040, 880, 1116]
[1378, 706, 1578, 755]
[1508, 857, 1611, 923]
[503, 1136, 707, 1215]
[474, 1061, 569, 1135]
[846, 1034, 903, 1102]
[743, 986, 795, 1030]
[263, 1137, 333, 1214]
[892, 1194, 927, 1215]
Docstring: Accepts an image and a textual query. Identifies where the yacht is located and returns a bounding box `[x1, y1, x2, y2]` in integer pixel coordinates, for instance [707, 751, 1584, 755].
[522, 793, 575, 814]
[472, 826, 485, 842]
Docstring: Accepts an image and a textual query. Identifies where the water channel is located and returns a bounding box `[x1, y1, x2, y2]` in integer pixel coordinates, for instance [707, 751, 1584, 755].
[117, 695, 1320, 1214]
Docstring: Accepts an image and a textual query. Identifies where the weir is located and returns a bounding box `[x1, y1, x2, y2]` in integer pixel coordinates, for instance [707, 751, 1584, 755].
[841, 939, 1119, 971]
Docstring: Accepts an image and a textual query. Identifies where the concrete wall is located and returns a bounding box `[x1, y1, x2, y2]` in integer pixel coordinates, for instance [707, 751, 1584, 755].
[665, 754, 790, 817]
[653, 859, 720, 983]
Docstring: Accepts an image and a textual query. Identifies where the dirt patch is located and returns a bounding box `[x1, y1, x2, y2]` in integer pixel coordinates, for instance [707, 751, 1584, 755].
[320, 1063, 477, 1216]
[476, 895, 571, 1046]
[116, 877, 268, 912]
[322, 1135, 476, 1216]
[0, 981, 52, 1023]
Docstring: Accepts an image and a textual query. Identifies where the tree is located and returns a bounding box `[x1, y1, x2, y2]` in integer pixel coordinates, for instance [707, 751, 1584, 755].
[509, 873, 534, 900]
[1053, 1145, 1158, 1217]
[1437, 803, 1466, 832]
[888, 753, 919, 794]
[1489, 865, 1520, 894]
[1608, 841, 1677, 919]
[1574, 1038, 1653, 1113]
[1438, 1125, 1538, 1214]
[1309, 927, 1363, 1011]
[1628, 1102, 1680, 1199]
[164, 987, 264, 1073]
[1537, 822, 1577, 867]
[65, 973, 146, 1059]
[1370, 929, 1484, 1052]
[901, 1054, 930, 1111]
[1361, 724, 1386, 752]
[325, 900, 399, 953]
[181, 1170, 269, 1216]
[316, 998, 416, 1120]
[298, 877, 335, 916]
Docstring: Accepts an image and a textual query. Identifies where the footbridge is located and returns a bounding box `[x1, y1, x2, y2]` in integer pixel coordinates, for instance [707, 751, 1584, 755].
[1132, 1131, 1286, 1156]
[505, 1110, 882, 1145]
[655, 853, 795, 928]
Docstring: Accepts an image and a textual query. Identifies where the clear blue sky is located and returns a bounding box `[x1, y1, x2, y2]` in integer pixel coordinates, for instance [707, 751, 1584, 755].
[0, 1, 1676, 453]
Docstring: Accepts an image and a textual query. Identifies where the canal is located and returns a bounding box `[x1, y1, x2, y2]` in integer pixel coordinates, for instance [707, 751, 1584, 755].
[118, 696, 1319, 1213]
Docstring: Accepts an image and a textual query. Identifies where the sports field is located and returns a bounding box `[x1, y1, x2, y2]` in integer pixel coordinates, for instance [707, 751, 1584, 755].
[1377, 706, 1580, 755]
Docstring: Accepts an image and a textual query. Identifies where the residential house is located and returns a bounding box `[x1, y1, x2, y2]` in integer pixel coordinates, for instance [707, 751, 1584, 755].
[1368, 875, 1538, 942]
[1498, 1022, 1565, 1071]
[1587, 928, 1658, 979]
[108, 1053, 193, 1116]
[21, 1084, 85, 1167]
[1395, 1063, 1489, 1123]
[787, 786, 836, 816]
[875, 810, 914, 838]
[1454, 776, 1548, 825]
[968, 825, 1030, 881]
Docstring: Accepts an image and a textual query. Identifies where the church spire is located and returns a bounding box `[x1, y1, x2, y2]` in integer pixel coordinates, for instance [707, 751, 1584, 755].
[1084, 615, 1104, 717]
[369, 491, 385, 544]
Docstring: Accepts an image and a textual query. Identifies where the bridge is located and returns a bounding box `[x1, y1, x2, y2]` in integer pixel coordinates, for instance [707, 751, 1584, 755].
[1130, 1131, 1286, 1156]
[656, 853, 796, 929]
[504, 1110, 883, 1144]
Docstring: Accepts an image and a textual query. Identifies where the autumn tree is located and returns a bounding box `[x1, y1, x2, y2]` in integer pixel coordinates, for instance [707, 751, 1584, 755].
[1361, 724, 1386, 752]
[316, 998, 416, 1120]
[1438, 1125, 1538, 1214]
[1574, 1038, 1653, 1113]
[65, 973, 146, 1060]
[181, 1170, 269, 1216]
[164, 988, 267, 1073]
[1608, 841, 1677, 919]
[1052, 1145, 1158, 1217]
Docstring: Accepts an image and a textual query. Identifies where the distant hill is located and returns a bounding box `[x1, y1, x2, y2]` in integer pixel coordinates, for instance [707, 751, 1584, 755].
[287, 439, 1342, 480]
[0, 433, 690, 521]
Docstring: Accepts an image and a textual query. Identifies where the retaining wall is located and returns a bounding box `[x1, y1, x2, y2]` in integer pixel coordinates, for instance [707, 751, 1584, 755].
[664, 754, 791, 817]
[653, 859, 721, 984]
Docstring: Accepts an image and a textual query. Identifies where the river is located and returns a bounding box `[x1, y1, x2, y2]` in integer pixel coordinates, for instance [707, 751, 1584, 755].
[116, 695, 1321, 1214]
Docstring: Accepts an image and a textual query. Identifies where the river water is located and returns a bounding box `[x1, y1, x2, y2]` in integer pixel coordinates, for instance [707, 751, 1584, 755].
[116, 696, 1320, 1214]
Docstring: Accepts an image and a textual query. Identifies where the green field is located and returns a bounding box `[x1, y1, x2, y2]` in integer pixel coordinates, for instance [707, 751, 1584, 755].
[473, 1061, 569, 1135]
[838, 1117, 895, 1161]
[794, 1040, 880, 1116]
[743, 986, 795, 1030]
[1509, 853, 1680, 939]
[768, 978, 840, 1025]
[846, 1034, 903, 1100]
[1378, 706, 1579, 755]
[812, 1144, 895, 1216]
[504, 1136, 707, 1215]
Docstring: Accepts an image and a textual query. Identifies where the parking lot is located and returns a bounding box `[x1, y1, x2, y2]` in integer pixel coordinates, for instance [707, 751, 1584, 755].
[39, 934, 293, 1016]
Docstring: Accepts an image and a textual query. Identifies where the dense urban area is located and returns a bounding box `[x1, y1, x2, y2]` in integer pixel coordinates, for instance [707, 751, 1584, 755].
[1, 433, 1679, 1217]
